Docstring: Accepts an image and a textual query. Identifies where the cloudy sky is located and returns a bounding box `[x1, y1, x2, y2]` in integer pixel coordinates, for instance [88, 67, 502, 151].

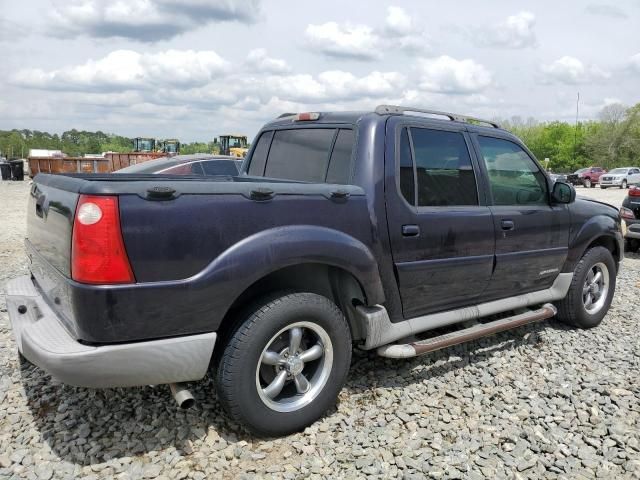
[1, 0, 639, 141]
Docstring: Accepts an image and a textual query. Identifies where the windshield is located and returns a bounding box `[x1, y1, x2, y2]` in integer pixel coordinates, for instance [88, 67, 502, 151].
[609, 168, 628, 174]
[574, 168, 588, 174]
[229, 137, 247, 148]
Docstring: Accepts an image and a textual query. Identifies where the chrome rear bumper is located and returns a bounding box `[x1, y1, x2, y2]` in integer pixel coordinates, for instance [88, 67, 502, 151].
[6, 275, 216, 388]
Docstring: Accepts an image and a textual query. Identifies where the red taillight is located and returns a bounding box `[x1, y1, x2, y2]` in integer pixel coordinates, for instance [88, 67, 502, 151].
[629, 187, 640, 197]
[620, 207, 635, 220]
[71, 195, 135, 284]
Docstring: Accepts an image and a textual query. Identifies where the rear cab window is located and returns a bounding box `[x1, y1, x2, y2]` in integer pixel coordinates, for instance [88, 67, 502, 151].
[247, 127, 355, 184]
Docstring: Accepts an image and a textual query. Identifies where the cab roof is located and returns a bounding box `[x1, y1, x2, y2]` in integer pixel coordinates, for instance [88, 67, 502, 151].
[262, 105, 509, 136]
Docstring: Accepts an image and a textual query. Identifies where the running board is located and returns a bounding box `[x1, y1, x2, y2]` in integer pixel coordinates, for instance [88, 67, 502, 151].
[376, 303, 557, 358]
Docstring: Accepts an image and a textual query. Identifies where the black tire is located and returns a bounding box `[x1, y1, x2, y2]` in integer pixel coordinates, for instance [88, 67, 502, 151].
[583, 178, 591, 188]
[556, 246, 616, 329]
[216, 292, 352, 436]
[600, 185, 607, 189]
[626, 238, 640, 252]
[621, 180, 627, 189]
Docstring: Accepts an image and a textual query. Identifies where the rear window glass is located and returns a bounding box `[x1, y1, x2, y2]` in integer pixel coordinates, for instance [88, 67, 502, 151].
[264, 129, 335, 182]
[248, 128, 354, 183]
[201, 160, 239, 176]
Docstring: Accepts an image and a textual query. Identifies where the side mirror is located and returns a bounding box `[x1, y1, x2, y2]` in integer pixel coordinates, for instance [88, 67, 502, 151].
[552, 181, 575, 204]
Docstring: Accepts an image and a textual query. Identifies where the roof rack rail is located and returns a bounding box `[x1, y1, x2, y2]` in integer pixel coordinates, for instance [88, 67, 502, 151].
[374, 104, 500, 129]
[277, 112, 297, 118]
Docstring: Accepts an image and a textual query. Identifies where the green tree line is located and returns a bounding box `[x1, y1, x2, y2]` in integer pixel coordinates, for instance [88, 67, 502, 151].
[500, 102, 640, 172]
[0, 129, 222, 158]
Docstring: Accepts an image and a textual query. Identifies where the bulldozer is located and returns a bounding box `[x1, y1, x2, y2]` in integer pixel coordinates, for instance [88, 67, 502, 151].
[132, 137, 156, 153]
[218, 135, 248, 158]
[159, 139, 180, 155]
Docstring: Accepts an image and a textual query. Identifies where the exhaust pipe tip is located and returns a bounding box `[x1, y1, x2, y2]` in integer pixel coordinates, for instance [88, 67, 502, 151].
[169, 383, 195, 409]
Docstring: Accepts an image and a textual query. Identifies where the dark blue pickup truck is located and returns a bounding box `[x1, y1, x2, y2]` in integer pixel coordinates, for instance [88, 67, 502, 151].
[7, 105, 624, 435]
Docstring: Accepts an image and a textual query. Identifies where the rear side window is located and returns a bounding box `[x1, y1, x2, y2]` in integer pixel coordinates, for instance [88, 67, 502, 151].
[409, 128, 478, 206]
[248, 128, 354, 183]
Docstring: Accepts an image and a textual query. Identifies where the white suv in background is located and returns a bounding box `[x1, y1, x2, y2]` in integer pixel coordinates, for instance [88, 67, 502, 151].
[600, 167, 640, 189]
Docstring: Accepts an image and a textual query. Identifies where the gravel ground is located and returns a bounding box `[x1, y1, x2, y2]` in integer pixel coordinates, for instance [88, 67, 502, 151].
[1, 180, 639, 479]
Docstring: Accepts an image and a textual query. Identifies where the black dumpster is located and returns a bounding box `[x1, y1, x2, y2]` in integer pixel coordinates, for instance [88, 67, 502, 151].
[0, 163, 10, 180]
[9, 160, 24, 181]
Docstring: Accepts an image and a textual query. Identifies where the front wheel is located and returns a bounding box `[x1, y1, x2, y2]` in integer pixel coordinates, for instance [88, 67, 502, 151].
[583, 178, 592, 188]
[600, 185, 607, 189]
[216, 293, 352, 436]
[556, 246, 616, 329]
[621, 180, 628, 189]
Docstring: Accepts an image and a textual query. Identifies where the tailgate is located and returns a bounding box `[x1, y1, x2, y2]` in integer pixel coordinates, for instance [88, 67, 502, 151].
[27, 180, 79, 277]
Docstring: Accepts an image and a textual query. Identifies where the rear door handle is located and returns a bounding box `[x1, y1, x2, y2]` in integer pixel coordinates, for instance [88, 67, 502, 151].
[501, 220, 515, 231]
[402, 224, 420, 236]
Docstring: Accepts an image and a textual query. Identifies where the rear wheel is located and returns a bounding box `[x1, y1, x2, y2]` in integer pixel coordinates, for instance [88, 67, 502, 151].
[600, 185, 607, 189]
[625, 238, 640, 252]
[216, 292, 352, 436]
[557, 247, 616, 328]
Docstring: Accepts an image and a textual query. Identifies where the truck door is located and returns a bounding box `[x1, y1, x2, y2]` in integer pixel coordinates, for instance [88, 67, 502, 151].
[470, 134, 570, 299]
[384, 119, 495, 319]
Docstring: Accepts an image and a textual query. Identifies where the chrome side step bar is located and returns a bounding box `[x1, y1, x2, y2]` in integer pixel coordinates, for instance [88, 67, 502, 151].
[356, 273, 572, 350]
[377, 303, 557, 358]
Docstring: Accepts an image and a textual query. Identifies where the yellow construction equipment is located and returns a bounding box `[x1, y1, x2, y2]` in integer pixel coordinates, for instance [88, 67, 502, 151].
[218, 135, 248, 158]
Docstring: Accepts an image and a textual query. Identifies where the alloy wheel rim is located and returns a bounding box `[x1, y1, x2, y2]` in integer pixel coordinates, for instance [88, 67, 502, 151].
[582, 262, 609, 315]
[256, 321, 333, 412]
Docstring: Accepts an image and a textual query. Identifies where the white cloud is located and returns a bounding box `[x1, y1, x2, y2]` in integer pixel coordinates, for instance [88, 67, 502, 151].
[263, 71, 405, 103]
[385, 6, 412, 34]
[475, 11, 537, 49]
[541, 56, 610, 84]
[11, 47, 405, 109]
[382, 6, 430, 53]
[305, 22, 381, 60]
[49, 0, 260, 42]
[245, 49, 290, 74]
[305, 7, 430, 60]
[13, 50, 230, 91]
[628, 53, 640, 73]
[417, 56, 493, 94]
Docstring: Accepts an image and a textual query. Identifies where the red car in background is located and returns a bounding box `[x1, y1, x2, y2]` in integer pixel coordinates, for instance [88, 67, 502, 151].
[567, 167, 607, 188]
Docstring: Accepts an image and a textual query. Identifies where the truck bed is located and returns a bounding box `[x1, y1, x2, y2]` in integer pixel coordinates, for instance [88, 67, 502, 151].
[27, 173, 372, 344]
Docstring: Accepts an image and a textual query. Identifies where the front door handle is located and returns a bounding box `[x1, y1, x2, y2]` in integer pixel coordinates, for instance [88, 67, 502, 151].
[501, 219, 515, 231]
[402, 224, 420, 237]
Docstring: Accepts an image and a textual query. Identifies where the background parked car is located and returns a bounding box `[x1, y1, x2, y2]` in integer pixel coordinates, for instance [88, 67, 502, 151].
[600, 167, 640, 189]
[115, 154, 243, 176]
[566, 167, 607, 188]
[549, 173, 568, 183]
[620, 186, 640, 252]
